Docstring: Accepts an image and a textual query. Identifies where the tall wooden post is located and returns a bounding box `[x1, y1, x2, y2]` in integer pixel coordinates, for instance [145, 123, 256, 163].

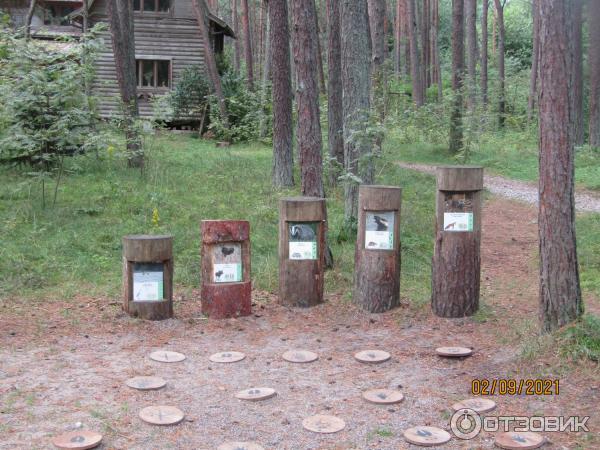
[354, 185, 402, 313]
[200, 220, 251, 319]
[432, 166, 483, 317]
[122, 235, 174, 320]
[279, 197, 327, 307]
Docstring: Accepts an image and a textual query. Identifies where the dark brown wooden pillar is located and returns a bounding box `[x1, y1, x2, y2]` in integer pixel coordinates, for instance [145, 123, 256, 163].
[122, 235, 174, 320]
[432, 166, 483, 317]
[354, 185, 402, 313]
[200, 220, 251, 319]
[279, 197, 327, 307]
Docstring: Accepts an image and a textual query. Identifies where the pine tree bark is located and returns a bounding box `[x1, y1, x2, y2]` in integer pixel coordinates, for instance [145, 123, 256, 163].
[241, 0, 254, 89]
[421, 0, 430, 90]
[327, 0, 344, 185]
[192, 0, 229, 128]
[465, 0, 477, 110]
[538, 0, 582, 333]
[369, 0, 386, 70]
[394, 0, 403, 76]
[494, 0, 505, 128]
[406, 0, 423, 106]
[449, 0, 465, 153]
[341, 0, 373, 221]
[232, 0, 241, 72]
[527, 0, 539, 123]
[432, 0, 442, 99]
[572, 0, 584, 146]
[481, 0, 488, 105]
[107, 0, 143, 168]
[591, 0, 600, 147]
[292, 0, 324, 198]
[259, 1, 271, 138]
[269, 0, 294, 187]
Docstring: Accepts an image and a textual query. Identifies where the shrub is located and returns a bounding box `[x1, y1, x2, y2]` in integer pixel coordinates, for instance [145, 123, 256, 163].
[169, 65, 209, 124]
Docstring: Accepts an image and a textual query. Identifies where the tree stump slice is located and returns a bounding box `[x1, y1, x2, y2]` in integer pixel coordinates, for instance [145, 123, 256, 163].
[282, 350, 319, 363]
[403, 426, 452, 446]
[494, 432, 545, 449]
[149, 350, 186, 363]
[209, 351, 246, 363]
[218, 443, 265, 450]
[302, 415, 346, 433]
[452, 398, 496, 413]
[235, 387, 277, 401]
[125, 376, 167, 391]
[362, 389, 404, 405]
[354, 350, 391, 363]
[435, 346, 473, 357]
[139, 405, 184, 426]
[52, 431, 102, 449]
[354, 185, 402, 312]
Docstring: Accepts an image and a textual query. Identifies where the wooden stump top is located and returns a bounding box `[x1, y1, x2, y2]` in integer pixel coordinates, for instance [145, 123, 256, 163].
[362, 389, 404, 405]
[359, 185, 402, 211]
[201, 220, 250, 243]
[494, 432, 545, 449]
[139, 405, 184, 426]
[123, 235, 173, 261]
[436, 166, 484, 192]
[235, 387, 277, 401]
[279, 196, 326, 222]
[452, 398, 496, 413]
[52, 430, 102, 449]
[125, 376, 167, 391]
[302, 415, 346, 434]
[403, 426, 452, 446]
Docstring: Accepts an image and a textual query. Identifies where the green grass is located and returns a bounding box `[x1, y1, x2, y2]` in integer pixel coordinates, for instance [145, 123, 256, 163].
[0, 134, 435, 302]
[559, 314, 600, 363]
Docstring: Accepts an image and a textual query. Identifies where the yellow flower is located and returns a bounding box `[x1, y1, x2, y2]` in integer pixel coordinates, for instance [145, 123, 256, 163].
[107, 145, 115, 157]
[152, 207, 160, 226]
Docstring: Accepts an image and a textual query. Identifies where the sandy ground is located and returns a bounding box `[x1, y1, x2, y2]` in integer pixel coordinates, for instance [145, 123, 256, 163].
[1, 198, 598, 450]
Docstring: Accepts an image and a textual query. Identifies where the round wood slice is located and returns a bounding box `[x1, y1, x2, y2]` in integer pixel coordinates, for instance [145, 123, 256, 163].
[302, 414, 346, 434]
[52, 430, 102, 449]
[435, 346, 473, 357]
[403, 426, 451, 446]
[495, 432, 545, 449]
[354, 350, 391, 364]
[125, 376, 167, 391]
[282, 350, 319, 363]
[362, 388, 404, 405]
[139, 405, 184, 426]
[209, 351, 246, 363]
[235, 387, 277, 401]
[217, 442, 265, 450]
[452, 398, 496, 413]
[149, 350, 186, 363]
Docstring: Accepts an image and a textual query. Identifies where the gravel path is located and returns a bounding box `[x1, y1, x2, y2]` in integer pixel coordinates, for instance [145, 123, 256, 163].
[396, 162, 600, 213]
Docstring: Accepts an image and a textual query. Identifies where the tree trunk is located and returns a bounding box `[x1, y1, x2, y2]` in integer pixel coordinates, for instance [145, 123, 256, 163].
[232, 0, 241, 72]
[527, 0, 539, 124]
[449, 0, 465, 153]
[406, 0, 423, 106]
[538, 0, 582, 333]
[107, 0, 143, 168]
[292, 0, 324, 198]
[591, 0, 600, 147]
[241, 0, 254, 89]
[315, 13, 327, 95]
[494, 0, 505, 128]
[402, 0, 410, 78]
[192, 0, 229, 128]
[421, 0, 430, 90]
[327, 0, 344, 185]
[394, 0, 403, 76]
[341, 0, 373, 221]
[270, 0, 294, 187]
[369, 0, 386, 69]
[259, 2, 271, 138]
[465, 0, 477, 110]
[432, 0, 442, 100]
[25, 0, 37, 40]
[572, 0, 584, 146]
[481, 0, 488, 105]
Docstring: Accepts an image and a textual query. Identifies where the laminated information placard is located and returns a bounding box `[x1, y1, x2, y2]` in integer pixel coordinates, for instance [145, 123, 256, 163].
[288, 222, 318, 260]
[133, 263, 164, 301]
[443, 212, 474, 231]
[213, 243, 242, 283]
[365, 211, 394, 250]
[443, 192, 474, 232]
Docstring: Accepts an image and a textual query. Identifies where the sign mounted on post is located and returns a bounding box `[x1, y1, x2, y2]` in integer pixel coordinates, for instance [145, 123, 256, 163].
[365, 211, 395, 250]
[288, 222, 318, 260]
[443, 192, 474, 232]
[133, 263, 164, 301]
[213, 243, 242, 283]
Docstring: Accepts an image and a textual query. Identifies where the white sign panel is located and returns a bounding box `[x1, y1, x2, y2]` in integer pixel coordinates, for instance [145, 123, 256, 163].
[365, 211, 395, 250]
[214, 263, 242, 283]
[289, 222, 318, 260]
[133, 263, 164, 301]
[443, 212, 474, 232]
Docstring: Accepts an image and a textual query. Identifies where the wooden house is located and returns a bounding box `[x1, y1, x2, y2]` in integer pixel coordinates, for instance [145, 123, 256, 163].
[68, 0, 234, 119]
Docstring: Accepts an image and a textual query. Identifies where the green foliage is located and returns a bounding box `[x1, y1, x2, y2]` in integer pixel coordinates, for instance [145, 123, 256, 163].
[559, 315, 600, 363]
[169, 65, 209, 123]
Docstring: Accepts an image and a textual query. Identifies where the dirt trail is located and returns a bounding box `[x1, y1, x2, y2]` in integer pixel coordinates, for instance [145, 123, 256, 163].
[397, 161, 600, 213]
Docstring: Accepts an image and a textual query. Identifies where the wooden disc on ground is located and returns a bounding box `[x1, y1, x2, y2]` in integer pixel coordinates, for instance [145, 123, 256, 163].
[125, 376, 166, 391]
[217, 442, 265, 450]
[435, 346, 473, 357]
[354, 350, 391, 363]
[495, 432, 545, 449]
[139, 405, 184, 426]
[235, 387, 277, 401]
[362, 388, 404, 405]
[452, 398, 496, 413]
[282, 350, 318, 363]
[209, 351, 246, 363]
[403, 426, 452, 447]
[52, 430, 102, 449]
[302, 414, 346, 434]
[149, 350, 186, 363]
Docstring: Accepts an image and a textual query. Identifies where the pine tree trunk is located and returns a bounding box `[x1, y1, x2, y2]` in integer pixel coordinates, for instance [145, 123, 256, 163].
[270, 0, 294, 187]
[368, 0, 386, 69]
[25, 0, 37, 40]
[107, 0, 143, 168]
[465, 0, 477, 110]
[481, 0, 488, 106]
[341, 0, 373, 221]
[292, 0, 324, 198]
[591, 0, 600, 147]
[432, 0, 442, 99]
[449, 0, 465, 153]
[315, 12, 327, 95]
[259, 2, 271, 138]
[406, 0, 423, 106]
[394, 0, 402, 76]
[494, 0, 505, 128]
[527, 0, 538, 123]
[232, 0, 241, 72]
[538, 0, 582, 333]
[327, 0, 344, 185]
[241, 0, 254, 89]
[572, 0, 584, 146]
[421, 0, 430, 91]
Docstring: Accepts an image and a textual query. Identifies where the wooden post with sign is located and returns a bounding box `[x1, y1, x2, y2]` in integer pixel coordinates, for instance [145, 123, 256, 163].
[354, 185, 402, 312]
[432, 166, 484, 317]
[201, 220, 251, 319]
[122, 235, 174, 320]
[279, 197, 327, 307]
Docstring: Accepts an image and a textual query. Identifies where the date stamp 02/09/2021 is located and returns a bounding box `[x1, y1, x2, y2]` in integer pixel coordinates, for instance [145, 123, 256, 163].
[471, 378, 560, 396]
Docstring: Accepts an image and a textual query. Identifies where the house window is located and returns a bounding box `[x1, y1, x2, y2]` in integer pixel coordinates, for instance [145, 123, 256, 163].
[133, 0, 171, 13]
[136, 60, 171, 89]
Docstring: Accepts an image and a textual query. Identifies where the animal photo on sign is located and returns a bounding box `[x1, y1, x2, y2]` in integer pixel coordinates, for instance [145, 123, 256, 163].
[365, 211, 394, 250]
[444, 192, 473, 213]
[288, 223, 317, 242]
[212, 242, 242, 283]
